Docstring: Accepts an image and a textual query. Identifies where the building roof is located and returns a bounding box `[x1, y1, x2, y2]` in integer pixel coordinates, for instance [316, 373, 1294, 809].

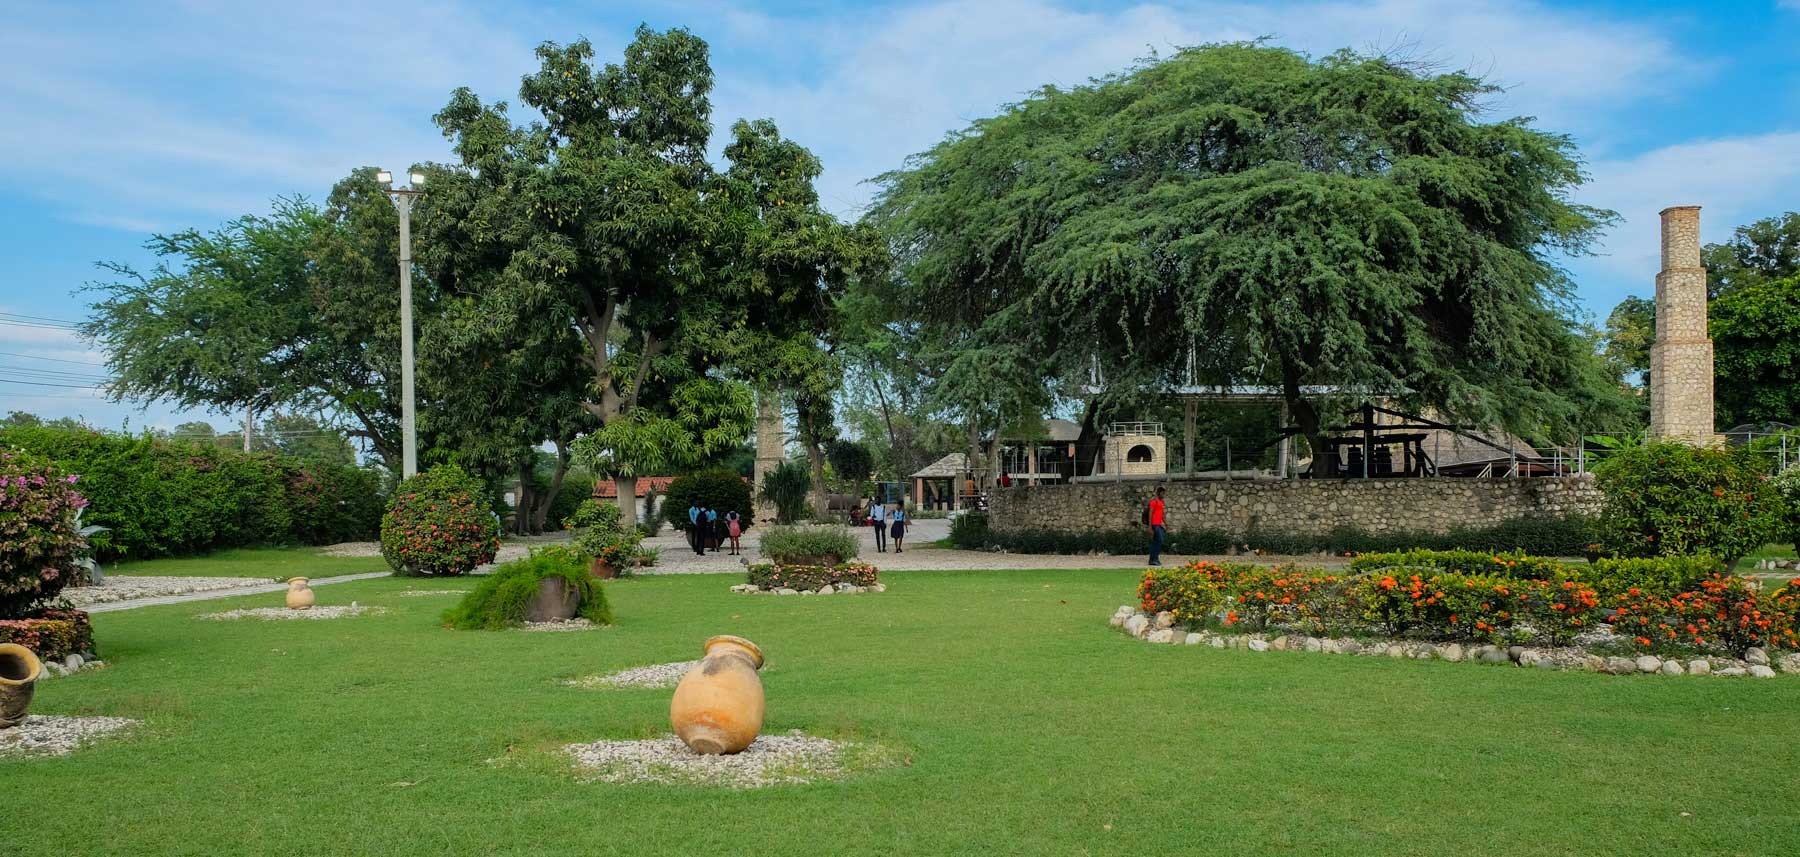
[911, 453, 967, 479]
[590, 476, 678, 499]
[1043, 419, 1082, 442]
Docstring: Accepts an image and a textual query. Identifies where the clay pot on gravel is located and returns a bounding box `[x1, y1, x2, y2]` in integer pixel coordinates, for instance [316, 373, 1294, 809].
[670, 635, 766, 755]
[588, 558, 618, 580]
[523, 576, 580, 622]
[0, 642, 43, 729]
[285, 577, 316, 610]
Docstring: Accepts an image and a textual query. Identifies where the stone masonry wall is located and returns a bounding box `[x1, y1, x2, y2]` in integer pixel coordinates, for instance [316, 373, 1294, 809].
[1649, 205, 1717, 445]
[988, 477, 1601, 537]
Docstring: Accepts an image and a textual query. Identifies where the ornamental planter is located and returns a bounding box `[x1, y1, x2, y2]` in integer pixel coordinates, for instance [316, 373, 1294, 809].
[0, 643, 43, 729]
[523, 577, 581, 623]
[670, 635, 765, 755]
[588, 558, 618, 580]
[285, 577, 316, 610]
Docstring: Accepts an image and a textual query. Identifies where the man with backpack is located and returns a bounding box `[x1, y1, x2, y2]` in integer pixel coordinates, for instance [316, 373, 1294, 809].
[1144, 486, 1166, 566]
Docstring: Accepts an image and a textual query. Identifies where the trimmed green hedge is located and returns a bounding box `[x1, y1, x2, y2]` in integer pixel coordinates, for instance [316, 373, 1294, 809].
[0, 425, 383, 560]
[1351, 549, 1724, 599]
[442, 546, 612, 630]
[951, 512, 1591, 557]
[760, 524, 860, 564]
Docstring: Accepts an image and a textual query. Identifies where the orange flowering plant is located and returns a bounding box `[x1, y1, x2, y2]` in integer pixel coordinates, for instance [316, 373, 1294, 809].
[1611, 574, 1790, 655]
[1137, 563, 1228, 628]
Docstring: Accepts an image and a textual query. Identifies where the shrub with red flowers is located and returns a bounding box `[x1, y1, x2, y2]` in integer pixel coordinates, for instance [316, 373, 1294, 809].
[1138, 562, 1228, 628]
[1611, 574, 1788, 656]
[1591, 441, 1782, 563]
[380, 465, 499, 577]
[0, 449, 88, 618]
[1517, 579, 1601, 646]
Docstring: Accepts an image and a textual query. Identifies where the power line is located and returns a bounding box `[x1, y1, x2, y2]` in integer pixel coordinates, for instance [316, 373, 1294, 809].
[0, 377, 104, 389]
[0, 365, 113, 383]
[0, 350, 107, 367]
[0, 319, 79, 331]
[0, 311, 81, 326]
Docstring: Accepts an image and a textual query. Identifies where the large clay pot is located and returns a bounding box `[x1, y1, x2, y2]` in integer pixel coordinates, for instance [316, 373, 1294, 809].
[0, 642, 42, 729]
[588, 557, 618, 580]
[523, 576, 580, 622]
[670, 635, 765, 755]
[285, 577, 316, 610]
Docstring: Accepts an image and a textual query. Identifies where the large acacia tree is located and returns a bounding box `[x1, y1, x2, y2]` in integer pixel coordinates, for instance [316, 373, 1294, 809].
[867, 44, 1624, 471]
[426, 28, 861, 523]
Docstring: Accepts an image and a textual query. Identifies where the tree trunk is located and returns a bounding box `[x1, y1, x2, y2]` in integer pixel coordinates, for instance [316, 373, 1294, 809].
[966, 420, 981, 502]
[868, 358, 902, 476]
[515, 462, 535, 536]
[612, 476, 639, 530]
[531, 442, 571, 534]
[1282, 366, 1329, 477]
[805, 436, 828, 522]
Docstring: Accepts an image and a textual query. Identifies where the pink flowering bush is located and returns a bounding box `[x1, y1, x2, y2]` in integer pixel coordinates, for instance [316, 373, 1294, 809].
[380, 465, 499, 576]
[0, 450, 89, 617]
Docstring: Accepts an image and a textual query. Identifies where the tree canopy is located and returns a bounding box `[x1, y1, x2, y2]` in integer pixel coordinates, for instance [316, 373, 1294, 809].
[865, 43, 1627, 468]
[1704, 211, 1800, 299]
[1711, 275, 1800, 428]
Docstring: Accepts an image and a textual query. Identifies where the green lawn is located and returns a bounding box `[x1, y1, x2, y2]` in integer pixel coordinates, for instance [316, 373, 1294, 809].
[8, 558, 1800, 856]
[105, 546, 388, 578]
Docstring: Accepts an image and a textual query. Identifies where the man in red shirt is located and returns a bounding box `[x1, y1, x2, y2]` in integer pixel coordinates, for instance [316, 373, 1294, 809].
[1146, 486, 1166, 566]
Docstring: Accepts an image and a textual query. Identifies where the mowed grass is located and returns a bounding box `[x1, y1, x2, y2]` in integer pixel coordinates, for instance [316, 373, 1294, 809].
[7, 558, 1800, 856]
[106, 546, 388, 578]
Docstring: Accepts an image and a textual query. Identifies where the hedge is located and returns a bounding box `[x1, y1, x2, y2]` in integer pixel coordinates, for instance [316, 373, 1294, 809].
[0, 425, 383, 560]
[0, 609, 96, 661]
[663, 469, 754, 532]
[951, 511, 1591, 557]
[1351, 549, 1724, 599]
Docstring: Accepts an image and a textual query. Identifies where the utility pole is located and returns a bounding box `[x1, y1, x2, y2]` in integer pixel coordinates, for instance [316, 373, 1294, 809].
[377, 169, 425, 478]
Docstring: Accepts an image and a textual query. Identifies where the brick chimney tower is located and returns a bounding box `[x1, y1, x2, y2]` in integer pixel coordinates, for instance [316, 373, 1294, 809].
[1648, 205, 1716, 445]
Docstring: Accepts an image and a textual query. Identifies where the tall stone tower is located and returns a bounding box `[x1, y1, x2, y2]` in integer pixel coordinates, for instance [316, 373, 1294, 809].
[752, 388, 784, 522]
[1648, 205, 1716, 445]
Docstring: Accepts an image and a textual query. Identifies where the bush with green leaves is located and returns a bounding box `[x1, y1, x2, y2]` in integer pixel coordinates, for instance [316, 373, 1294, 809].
[442, 546, 612, 630]
[948, 511, 991, 549]
[760, 524, 860, 564]
[0, 424, 382, 559]
[663, 469, 754, 531]
[759, 460, 812, 524]
[0, 450, 88, 618]
[747, 561, 878, 591]
[1772, 465, 1800, 552]
[381, 465, 500, 576]
[1591, 441, 1783, 563]
[1352, 549, 1722, 599]
[564, 498, 646, 569]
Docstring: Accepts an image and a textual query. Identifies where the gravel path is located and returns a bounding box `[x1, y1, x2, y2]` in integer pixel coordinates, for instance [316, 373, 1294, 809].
[565, 732, 866, 788]
[63, 575, 272, 607]
[197, 605, 389, 621]
[81, 572, 392, 613]
[566, 661, 701, 689]
[0, 715, 139, 758]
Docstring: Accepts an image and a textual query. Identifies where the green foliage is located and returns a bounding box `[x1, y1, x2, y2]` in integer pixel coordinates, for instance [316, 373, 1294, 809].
[1772, 465, 1800, 550]
[662, 469, 754, 532]
[565, 498, 646, 569]
[759, 460, 812, 524]
[0, 451, 87, 618]
[0, 424, 381, 560]
[0, 609, 95, 661]
[442, 546, 611, 630]
[543, 473, 594, 531]
[825, 439, 875, 488]
[1592, 441, 1783, 562]
[745, 561, 878, 592]
[759, 524, 860, 564]
[1351, 548, 1719, 599]
[867, 43, 1623, 462]
[1711, 275, 1800, 428]
[1349, 549, 1569, 581]
[947, 512, 991, 550]
[381, 465, 500, 576]
[1585, 555, 1725, 599]
[1703, 211, 1800, 298]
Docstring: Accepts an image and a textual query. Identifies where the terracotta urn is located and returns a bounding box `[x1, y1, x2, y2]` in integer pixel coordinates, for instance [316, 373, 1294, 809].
[285, 577, 316, 610]
[523, 576, 580, 622]
[588, 557, 618, 580]
[0, 642, 43, 729]
[670, 635, 766, 755]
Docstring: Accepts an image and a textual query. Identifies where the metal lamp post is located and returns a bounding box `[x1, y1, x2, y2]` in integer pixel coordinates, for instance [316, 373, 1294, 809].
[376, 169, 425, 478]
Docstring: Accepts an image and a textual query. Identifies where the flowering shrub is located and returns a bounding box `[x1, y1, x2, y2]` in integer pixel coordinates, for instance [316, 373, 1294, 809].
[380, 465, 500, 577]
[1612, 574, 1788, 655]
[1591, 441, 1782, 562]
[1350, 549, 1566, 581]
[1772, 465, 1800, 551]
[0, 609, 94, 661]
[1357, 571, 1529, 643]
[1137, 563, 1228, 628]
[1584, 555, 1722, 598]
[565, 499, 646, 570]
[0, 450, 88, 618]
[746, 562, 878, 591]
[1517, 579, 1601, 646]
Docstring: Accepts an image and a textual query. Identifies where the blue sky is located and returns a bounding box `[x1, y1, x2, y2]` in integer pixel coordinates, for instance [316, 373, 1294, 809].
[4, 0, 1800, 430]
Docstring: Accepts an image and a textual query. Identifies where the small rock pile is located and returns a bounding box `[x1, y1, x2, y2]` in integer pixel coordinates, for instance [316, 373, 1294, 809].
[1110, 605, 1800, 678]
[565, 660, 702, 689]
[0, 715, 139, 758]
[520, 618, 600, 632]
[565, 731, 864, 788]
[33, 652, 105, 680]
[198, 605, 389, 621]
[731, 582, 887, 596]
[1753, 558, 1798, 571]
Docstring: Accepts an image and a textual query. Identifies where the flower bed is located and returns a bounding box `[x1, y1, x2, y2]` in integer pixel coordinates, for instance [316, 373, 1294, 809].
[739, 562, 882, 595]
[0, 609, 95, 662]
[1125, 556, 1800, 672]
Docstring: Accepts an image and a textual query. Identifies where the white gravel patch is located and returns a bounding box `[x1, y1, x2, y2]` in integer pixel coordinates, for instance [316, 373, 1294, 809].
[198, 605, 389, 621]
[62, 575, 269, 607]
[566, 732, 872, 788]
[396, 589, 469, 597]
[566, 660, 701, 689]
[0, 715, 139, 758]
[520, 618, 600, 632]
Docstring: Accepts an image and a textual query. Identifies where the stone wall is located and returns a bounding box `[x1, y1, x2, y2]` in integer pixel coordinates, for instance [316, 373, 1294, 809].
[988, 477, 1601, 537]
[1649, 205, 1717, 444]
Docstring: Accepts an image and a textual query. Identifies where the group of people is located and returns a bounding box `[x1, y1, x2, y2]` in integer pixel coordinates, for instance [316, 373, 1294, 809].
[856, 499, 908, 553]
[686, 503, 743, 556]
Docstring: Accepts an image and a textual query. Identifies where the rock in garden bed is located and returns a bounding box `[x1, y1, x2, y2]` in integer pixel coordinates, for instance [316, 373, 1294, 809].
[565, 731, 886, 788]
[732, 582, 887, 595]
[0, 715, 139, 758]
[198, 605, 389, 621]
[565, 660, 703, 689]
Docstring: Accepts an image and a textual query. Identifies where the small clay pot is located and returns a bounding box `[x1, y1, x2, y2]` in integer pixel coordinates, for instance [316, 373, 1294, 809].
[285, 577, 315, 610]
[670, 635, 765, 755]
[523, 576, 580, 622]
[0, 642, 43, 729]
[588, 558, 618, 580]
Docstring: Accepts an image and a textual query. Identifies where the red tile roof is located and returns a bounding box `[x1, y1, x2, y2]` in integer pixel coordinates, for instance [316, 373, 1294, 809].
[591, 476, 679, 499]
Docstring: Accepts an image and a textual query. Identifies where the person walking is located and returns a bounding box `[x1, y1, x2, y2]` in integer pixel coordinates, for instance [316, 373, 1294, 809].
[1145, 486, 1166, 566]
[704, 506, 719, 553]
[687, 502, 704, 555]
[890, 503, 908, 553]
[725, 509, 742, 556]
[871, 498, 889, 553]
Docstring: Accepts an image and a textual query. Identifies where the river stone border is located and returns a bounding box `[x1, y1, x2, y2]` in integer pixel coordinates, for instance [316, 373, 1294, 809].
[565, 731, 875, 788]
[732, 582, 887, 596]
[0, 715, 140, 758]
[1110, 605, 1800, 678]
